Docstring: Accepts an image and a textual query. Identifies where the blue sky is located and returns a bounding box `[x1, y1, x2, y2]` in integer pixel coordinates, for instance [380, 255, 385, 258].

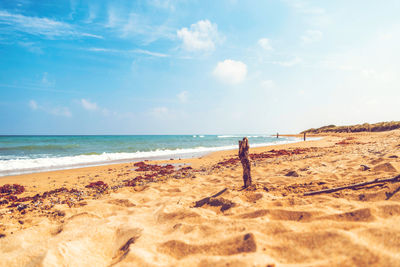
[0, 0, 399, 134]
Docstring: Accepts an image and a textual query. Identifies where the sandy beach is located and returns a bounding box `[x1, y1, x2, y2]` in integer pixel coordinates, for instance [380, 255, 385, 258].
[2, 0, 400, 266]
[1, 131, 400, 266]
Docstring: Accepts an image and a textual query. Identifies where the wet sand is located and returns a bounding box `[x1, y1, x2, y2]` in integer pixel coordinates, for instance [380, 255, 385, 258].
[1, 131, 400, 266]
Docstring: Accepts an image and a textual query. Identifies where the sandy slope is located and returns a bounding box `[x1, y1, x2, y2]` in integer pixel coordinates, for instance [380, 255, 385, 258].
[1, 131, 400, 266]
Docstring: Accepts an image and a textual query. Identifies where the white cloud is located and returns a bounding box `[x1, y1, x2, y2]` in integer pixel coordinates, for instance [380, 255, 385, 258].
[0, 10, 102, 39]
[80, 99, 98, 111]
[177, 20, 221, 52]
[80, 32, 103, 39]
[29, 100, 38, 110]
[258, 38, 272, 50]
[88, 47, 118, 53]
[78, 99, 115, 116]
[177, 91, 188, 103]
[133, 49, 169, 58]
[301, 30, 323, 44]
[213, 59, 247, 85]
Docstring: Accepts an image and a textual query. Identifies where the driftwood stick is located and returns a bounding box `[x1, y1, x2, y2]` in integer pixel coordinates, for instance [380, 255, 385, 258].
[194, 188, 227, 207]
[239, 137, 252, 188]
[304, 175, 400, 196]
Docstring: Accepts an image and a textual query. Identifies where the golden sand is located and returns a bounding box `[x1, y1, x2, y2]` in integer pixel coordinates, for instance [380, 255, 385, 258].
[1, 131, 400, 266]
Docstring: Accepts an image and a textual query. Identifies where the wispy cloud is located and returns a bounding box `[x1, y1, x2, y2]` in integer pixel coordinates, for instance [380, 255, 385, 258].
[80, 99, 98, 111]
[17, 41, 43, 54]
[106, 6, 121, 29]
[124, 13, 175, 40]
[85, 3, 98, 23]
[134, 49, 169, 58]
[177, 20, 223, 52]
[105, 8, 175, 43]
[0, 10, 102, 39]
[0, 83, 77, 93]
[80, 98, 111, 116]
[28, 100, 72, 117]
[87, 47, 119, 53]
[87, 47, 169, 58]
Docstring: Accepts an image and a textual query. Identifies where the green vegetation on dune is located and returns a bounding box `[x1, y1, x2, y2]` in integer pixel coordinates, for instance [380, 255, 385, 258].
[301, 121, 400, 134]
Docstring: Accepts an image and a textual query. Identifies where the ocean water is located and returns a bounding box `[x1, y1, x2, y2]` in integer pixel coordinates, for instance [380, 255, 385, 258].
[0, 135, 300, 177]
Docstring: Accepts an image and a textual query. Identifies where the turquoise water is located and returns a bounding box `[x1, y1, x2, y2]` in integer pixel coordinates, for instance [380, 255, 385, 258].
[0, 135, 299, 176]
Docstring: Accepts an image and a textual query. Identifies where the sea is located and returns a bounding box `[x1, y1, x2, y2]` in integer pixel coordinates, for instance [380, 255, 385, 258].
[0, 135, 301, 177]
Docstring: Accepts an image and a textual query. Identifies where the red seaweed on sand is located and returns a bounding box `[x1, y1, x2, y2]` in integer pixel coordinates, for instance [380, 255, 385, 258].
[0, 184, 25, 195]
[133, 161, 174, 173]
[216, 149, 309, 167]
[85, 181, 109, 193]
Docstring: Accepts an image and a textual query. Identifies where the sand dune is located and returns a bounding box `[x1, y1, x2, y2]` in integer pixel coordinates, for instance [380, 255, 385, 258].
[1, 131, 400, 266]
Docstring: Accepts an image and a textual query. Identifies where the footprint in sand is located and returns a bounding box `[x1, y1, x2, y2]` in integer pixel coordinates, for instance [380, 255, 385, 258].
[158, 233, 257, 259]
[157, 210, 201, 224]
[107, 199, 136, 207]
[40, 212, 143, 266]
[237, 209, 316, 222]
[318, 208, 375, 222]
[372, 162, 398, 172]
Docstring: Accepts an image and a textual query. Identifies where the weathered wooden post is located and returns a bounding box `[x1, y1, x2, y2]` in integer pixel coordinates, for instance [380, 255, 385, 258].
[303, 132, 306, 141]
[239, 137, 252, 188]
[276, 133, 279, 138]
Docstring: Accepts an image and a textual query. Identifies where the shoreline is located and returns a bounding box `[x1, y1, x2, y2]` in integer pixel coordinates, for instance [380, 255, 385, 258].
[0, 136, 307, 178]
[0, 136, 329, 200]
